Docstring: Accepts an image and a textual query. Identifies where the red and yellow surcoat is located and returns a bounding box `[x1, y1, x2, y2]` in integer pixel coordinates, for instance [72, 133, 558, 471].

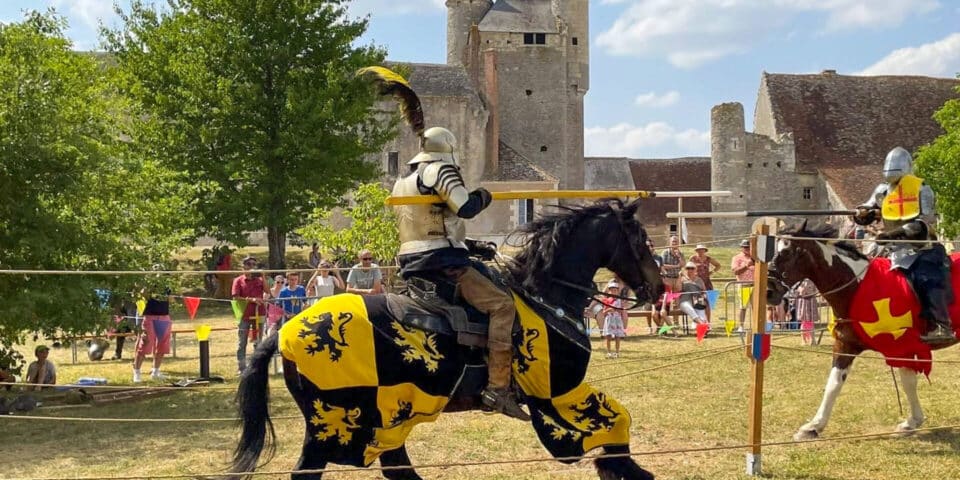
[881, 174, 923, 222]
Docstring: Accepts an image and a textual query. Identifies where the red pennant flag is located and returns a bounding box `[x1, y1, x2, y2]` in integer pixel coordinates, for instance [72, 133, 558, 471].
[696, 323, 709, 344]
[183, 297, 201, 320]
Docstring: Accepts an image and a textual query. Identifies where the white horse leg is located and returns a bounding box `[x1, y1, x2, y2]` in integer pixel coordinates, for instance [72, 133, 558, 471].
[895, 368, 925, 434]
[794, 366, 851, 440]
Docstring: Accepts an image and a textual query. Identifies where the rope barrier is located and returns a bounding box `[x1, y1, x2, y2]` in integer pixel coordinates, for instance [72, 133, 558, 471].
[0, 265, 397, 275]
[0, 414, 302, 423]
[11, 423, 960, 480]
[771, 344, 960, 365]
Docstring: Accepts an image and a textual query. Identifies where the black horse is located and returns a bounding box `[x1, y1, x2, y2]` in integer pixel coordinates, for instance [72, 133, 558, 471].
[229, 198, 664, 480]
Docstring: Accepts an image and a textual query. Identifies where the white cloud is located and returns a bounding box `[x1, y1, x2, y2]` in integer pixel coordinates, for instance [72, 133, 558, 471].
[51, 0, 116, 30]
[634, 90, 680, 108]
[585, 122, 710, 158]
[596, 0, 940, 69]
[859, 33, 960, 77]
[347, 0, 445, 17]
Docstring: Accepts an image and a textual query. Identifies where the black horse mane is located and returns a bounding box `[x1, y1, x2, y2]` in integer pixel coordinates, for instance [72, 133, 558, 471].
[505, 198, 631, 293]
[780, 222, 868, 261]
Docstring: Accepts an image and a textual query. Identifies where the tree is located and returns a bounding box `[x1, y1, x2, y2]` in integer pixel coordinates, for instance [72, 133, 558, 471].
[104, 0, 395, 269]
[915, 78, 960, 238]
[297, 182, 399, 265]
[0, 11, 194, 372]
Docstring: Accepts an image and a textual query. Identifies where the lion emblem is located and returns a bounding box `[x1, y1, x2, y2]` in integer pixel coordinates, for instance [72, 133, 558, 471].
[515, 328, 540, 374]
[299, 311, 353, 361]
[388, 400, 431, 427]
[569, 392, 619, 432]
[390, 321, 444, 372]
[310, 400, 362, 445]
[541, 412, 582, 442]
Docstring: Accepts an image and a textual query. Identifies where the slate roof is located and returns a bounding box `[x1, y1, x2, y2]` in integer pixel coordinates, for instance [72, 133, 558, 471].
[626, 157, 712, 224]
[761, 72, 959, 208]
[388, 62, 478, 98]
[478, 0, 557, 33]
[489, 141, 555, 182]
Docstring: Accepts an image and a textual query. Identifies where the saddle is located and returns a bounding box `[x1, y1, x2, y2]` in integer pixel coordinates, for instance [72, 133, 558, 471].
[384, 261, 514, 348]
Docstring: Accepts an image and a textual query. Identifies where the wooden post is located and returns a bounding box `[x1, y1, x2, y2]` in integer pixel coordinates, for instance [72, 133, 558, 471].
[746, 224, 771, 476]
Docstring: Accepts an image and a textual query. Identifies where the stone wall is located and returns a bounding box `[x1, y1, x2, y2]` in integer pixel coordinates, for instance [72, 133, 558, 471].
[711, 101, 816, 241]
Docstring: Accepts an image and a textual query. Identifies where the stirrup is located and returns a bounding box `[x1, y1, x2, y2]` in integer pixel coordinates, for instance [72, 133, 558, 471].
[920, 326, 956, 344]
[481, 387, 530, 421]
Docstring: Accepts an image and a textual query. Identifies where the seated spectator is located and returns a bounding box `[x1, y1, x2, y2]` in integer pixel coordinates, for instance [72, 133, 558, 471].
[25, 345, 56, 390]
[346, 249, 383, 295]
[678, 262, 708, 328]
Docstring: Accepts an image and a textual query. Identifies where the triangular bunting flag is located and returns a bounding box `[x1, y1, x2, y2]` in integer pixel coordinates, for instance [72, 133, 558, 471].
[183, 297, 201, 320]
[231, 299, 246, 322]
[706, 290, 720, 309]
[696, 323, 709, 343]
[724, 320, 735, 337]
[136, 298, 146, 316]
[657, 324, 672, 335]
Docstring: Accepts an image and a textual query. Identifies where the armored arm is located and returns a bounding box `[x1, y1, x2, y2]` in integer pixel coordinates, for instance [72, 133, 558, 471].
[421, 163, 492, 219]
[853, 184, 886, 226]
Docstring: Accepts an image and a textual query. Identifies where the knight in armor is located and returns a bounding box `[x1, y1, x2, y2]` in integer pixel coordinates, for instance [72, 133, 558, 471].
[393, 126, 529, 421]
[853, 147, 955, 344]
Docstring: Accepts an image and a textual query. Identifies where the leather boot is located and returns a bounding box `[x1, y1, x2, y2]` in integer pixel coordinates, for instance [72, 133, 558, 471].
[920, 288, 955, 345]
[481, 348, 530, 421]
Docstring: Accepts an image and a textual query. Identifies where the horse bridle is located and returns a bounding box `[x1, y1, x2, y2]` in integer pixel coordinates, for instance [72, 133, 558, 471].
[550, 208, 650, 311]
[768, 241, 869, 299]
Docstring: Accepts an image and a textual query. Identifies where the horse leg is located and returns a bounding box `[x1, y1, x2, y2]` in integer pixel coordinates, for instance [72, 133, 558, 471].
[379, 444, 423, 480]
[291, 433, 327, 480]
[895, 367, 925, 434]
[794, 347, 858, 441]
[594, 445, 655, 480]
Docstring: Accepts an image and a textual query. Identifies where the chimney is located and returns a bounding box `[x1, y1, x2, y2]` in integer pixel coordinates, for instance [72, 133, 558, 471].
[483, 49, 499, 175]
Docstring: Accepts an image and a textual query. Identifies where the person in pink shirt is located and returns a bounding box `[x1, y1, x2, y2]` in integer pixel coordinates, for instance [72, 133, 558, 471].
[730, 239, 756, 330]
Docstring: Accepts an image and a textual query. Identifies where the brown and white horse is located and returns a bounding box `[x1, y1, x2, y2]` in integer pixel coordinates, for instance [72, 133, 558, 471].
[768, 222, 960, 441]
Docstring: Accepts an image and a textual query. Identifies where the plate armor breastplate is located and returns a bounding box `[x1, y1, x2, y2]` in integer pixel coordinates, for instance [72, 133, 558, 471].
[392, 163, 467, 255]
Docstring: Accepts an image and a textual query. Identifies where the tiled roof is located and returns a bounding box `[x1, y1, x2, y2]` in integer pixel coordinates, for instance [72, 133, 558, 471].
[478, 0, 557, 33]
[387, 62, 478, 98]
[489, 141, 555, 182]
[762, 72, 959, 207]
[626, 157, 712, 224]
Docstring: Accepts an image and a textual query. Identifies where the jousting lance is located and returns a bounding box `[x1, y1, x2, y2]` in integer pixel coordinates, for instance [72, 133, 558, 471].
[665, 210, 856, 219]
[385, 190, 732, 206]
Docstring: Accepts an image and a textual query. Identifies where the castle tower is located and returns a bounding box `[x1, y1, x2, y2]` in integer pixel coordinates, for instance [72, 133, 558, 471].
[470, 0, 588, 190]
[711, 102, 751, 238]
[446, 0, 493, 66]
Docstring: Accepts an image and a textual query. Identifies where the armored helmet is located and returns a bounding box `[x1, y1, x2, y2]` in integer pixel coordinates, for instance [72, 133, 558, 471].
[882, 147, 913, 183]
[408, 127, 458, 166]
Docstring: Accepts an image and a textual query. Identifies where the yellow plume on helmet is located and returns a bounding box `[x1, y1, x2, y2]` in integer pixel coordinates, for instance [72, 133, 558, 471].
[356, 66, 425, 139]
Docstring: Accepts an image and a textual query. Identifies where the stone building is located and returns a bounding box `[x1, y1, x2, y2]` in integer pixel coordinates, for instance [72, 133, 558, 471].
[710, 71, 959, 239]
[584, 157, 712, 243]
[375, 0, 589, 242]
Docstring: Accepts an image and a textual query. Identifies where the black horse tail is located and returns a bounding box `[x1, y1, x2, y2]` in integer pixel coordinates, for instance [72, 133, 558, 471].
[229, 332, 279, 479]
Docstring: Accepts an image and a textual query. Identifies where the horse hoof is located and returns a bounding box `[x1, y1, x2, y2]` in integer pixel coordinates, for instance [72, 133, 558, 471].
[793, 429, 819, 441]
[895, 424, 917, 436]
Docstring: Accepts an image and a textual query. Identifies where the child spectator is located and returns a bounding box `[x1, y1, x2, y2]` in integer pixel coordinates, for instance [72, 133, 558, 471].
[796, 278, 820, 345]
[133, 288, 173, 382]
[600, 280, 628, 358]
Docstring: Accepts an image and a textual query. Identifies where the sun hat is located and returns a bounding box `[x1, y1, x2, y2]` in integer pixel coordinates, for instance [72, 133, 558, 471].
[684, 261, 697, 269]
[739, 239, 750, 248]
[695, 244, 708, 251]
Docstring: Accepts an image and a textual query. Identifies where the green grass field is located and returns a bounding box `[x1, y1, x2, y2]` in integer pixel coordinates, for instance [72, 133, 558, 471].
[4, 305, 960, 480]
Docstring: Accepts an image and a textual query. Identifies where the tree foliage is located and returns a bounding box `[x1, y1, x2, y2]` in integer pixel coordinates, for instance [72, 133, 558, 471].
[104, 0, 394, 269]
[298, 182, 399, 265]
[916, 79, 960, 238]
[0, 11, 194, 372]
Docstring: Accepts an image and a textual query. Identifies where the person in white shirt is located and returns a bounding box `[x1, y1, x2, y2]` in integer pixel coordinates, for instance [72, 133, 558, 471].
[307, 260, 344, 305]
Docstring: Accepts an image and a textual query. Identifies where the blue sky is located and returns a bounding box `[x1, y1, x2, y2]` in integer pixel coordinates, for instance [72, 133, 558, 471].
[4, 0, 960, 158]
